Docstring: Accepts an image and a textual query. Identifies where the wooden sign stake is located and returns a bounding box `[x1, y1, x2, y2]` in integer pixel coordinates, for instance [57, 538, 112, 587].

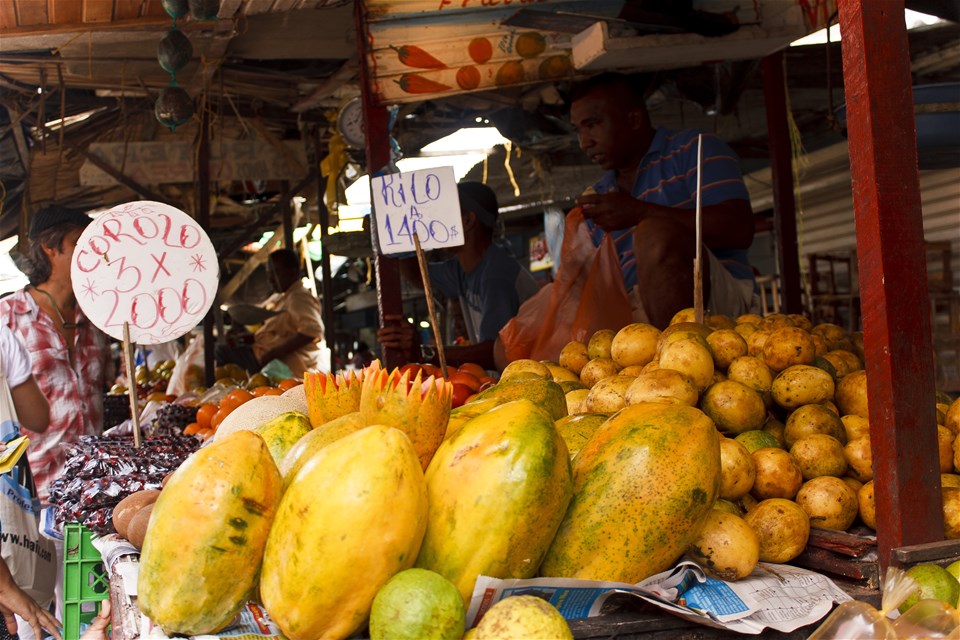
[122, 322, 142, 449]
[693, 133, 705, 325]
[412, 233, 449, 379]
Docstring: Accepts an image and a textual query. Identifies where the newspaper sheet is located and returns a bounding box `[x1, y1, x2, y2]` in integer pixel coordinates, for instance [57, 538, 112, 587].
[467, 561, 853, 635]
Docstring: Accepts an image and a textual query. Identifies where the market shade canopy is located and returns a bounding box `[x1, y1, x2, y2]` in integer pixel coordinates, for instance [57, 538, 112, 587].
[363, 0, 826, 104]
[71, 201, 219, 344]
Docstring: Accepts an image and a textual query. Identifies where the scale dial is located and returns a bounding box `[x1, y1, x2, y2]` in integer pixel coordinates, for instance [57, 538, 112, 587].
[336, 97, 365, 149]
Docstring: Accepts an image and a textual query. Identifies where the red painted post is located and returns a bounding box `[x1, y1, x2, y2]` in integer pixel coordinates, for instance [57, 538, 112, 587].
[355, 0, 406, 371]
[761, 51, 803, 315]
[837, 0, 943, 568]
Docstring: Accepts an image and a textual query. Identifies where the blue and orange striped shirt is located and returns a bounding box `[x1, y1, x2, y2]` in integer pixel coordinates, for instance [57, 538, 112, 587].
[587, 128, 754, 289]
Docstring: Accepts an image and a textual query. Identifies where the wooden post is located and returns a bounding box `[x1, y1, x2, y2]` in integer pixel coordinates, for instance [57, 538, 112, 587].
[761, 51, 803, 315]
[837, 0, 943, 569]
[355, 0, 405, 371]
[198, 102, 215, 387]
[313, 127, 338, 373]
[280, 180, 293, 249]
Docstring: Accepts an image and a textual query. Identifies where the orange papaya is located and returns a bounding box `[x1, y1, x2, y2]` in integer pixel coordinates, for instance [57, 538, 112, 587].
[359, 368, 452, 470]
[138, 430, 282, 635]
[540, 402, 721, 583]
[416, 399, 572, 603]
[260, 425, 428, 640]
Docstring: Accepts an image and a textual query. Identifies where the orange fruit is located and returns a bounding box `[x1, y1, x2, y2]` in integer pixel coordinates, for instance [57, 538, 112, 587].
[251, 385, 282, 397]
[448, 371, 481, 392]
[420, 363, 439, 378]
[182, 422, 201, 436]
[220, 388, 254, 413]
[458, 363, 486, 379]
[277, 378, 301, 392]
[456, 65, 481, 90]
[515, 32, 546, 59]
[196, 403, 217, 430]
[451, 383, 473, 408]
[210, 408, 229, 431]
[468, 37, 492, 64]
[399, 363, 423, 380]
[199, 428, 215, 441]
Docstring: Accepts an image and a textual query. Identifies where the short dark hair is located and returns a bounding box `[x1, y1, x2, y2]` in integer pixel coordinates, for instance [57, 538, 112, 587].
[568, 72, 648, 108]
[16, 218, 90, 286]
[268, 248, 301, 273]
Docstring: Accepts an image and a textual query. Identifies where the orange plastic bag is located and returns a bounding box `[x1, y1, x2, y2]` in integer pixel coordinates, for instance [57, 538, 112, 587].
[499, 207, 633, 362]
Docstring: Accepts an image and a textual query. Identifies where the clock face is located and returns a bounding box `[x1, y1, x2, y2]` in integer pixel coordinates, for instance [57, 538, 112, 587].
[337, 97, 365, 149]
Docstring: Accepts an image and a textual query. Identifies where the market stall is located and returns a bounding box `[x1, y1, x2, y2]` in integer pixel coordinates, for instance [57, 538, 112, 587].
[1, 0, 960, 638]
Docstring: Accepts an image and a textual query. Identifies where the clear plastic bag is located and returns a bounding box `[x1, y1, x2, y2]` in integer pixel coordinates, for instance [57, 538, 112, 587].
[808, 567, 919, 639]
[892, 598, 960, 639]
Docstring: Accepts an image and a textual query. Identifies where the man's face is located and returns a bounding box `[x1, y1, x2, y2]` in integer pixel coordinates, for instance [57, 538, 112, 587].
[571, 87, 639, 172]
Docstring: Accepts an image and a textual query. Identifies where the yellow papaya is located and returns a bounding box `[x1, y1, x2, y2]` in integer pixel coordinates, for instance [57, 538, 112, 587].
[554, 413, 608, 459]
[261, 425, 428, 640]
[138, 430, 282, 636]
[416, 399, 572, 603]
[253, 410, 312, 466]
[540, 402, 720, 583]
[472, 378, 567, 420]
[359, 368, 452, 470]
[443, 397, 501, 441]
[278, 411, 366, 487]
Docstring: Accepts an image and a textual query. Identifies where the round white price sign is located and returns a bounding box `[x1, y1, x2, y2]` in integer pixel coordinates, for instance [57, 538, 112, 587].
[71, 201, 219, 344]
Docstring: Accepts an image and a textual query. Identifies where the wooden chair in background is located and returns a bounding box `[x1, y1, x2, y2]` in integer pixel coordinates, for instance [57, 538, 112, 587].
[807, 250, 860, 332]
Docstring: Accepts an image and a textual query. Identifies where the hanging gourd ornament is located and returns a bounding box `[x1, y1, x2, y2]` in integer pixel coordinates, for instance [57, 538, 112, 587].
[188, 0, 220, 21]
[158, 27, 193, 74]
[161, 0, 189, 19]
[155, 84, 194, 130]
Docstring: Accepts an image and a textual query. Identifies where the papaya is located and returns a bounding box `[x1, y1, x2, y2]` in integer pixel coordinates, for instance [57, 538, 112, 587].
[360, 368, 452, 470]
[260, 425, 428, 640]
[540, 402, 721, 583]
[278, 411, 366, 487]
[443, 397, 501, 441]
[416, 399, 572, 603]
[471, 378, 568, 421]
[138, 431, 282, 636]
[554, 413, 608, 459]
[303, 365, 368, 427]
[253, 411, 312, 466]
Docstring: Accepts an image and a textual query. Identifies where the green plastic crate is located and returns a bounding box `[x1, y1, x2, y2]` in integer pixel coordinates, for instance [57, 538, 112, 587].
[63, 523, 109, 640]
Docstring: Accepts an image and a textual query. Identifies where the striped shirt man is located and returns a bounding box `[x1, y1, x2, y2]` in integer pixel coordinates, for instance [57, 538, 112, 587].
[586, 127, 755, 290]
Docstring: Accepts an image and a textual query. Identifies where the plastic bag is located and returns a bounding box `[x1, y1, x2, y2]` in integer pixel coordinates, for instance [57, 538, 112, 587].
[499, 207, 633, 362]
[166, 333, 205, 397]
[808, 567, 919, 639]
[892, 598, 960, 639]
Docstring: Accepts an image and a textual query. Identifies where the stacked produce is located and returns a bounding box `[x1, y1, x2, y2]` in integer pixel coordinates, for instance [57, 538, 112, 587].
[117, 313, 959, 638]
[48, 434, 198, 534]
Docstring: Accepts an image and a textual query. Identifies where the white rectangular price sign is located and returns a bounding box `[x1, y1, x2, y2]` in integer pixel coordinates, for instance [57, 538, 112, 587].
[371, 166, 464, 255]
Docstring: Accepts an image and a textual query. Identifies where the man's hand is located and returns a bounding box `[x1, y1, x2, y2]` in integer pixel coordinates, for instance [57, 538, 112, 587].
[577, 192, 644, 231]
[377, 315, 418, 362]
[0, 578, 62, 640]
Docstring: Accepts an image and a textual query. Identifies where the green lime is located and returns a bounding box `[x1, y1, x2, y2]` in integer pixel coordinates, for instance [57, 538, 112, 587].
[369, 568, 465, 640]
[899, 563, 960, 614]
[734, 429, 781, 453]
[946, 560, 960, 583]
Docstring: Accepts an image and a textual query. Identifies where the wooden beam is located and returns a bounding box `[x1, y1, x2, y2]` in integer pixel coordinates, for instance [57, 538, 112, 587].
[356, 0, 404, 370]
[77, 147, 178, 206]
[220, 173, 317, 258]
[291, 56, 358, 113]
[761, 51, 803, 314]
[837, 0, 943, 569]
